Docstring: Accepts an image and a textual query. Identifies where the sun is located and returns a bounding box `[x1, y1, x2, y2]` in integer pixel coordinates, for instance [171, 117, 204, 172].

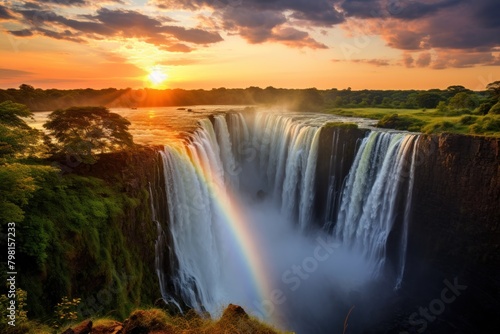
[148, 68, 168, 86]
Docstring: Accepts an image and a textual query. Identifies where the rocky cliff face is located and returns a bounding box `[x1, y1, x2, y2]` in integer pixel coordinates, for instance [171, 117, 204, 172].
[72, 146, 166, 313]
[314, 126, 368, 228]
[403, 134, 500, 333]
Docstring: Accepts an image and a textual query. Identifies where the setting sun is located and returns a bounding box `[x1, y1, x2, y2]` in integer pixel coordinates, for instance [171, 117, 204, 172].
[148, 68, 168, 86]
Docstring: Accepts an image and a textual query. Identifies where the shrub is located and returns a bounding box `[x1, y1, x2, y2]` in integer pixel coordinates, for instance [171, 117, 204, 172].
[377, 114, 425, 131]
[459, 115, 477, 125]
[422, 121, 456, 134]
[488, 102, 500, 115]
[469, 117, 500, 134]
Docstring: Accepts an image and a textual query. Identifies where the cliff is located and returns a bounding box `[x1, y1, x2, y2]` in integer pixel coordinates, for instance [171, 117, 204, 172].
[405, 134, 500, 332]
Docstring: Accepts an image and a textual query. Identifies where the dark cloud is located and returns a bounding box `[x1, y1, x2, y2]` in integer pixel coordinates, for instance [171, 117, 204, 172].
[8, 6, 223, 51]
[272, 27, 328, 49]
[8, 29, 34, 37]
[153, 0, 339, 48]
[0, 4, 14, 19]
[36, 27, 85, 43]
[341, 0, 461, 20]
[36, 0, 125, 7]
[20, 2, 43, 10]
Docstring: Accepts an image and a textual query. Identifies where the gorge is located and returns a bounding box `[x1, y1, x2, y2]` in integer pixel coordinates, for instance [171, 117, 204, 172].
[148, 110, 499, 333]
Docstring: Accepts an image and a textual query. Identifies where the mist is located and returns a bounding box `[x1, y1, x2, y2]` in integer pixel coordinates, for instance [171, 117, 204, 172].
[157, 111, 418, 333]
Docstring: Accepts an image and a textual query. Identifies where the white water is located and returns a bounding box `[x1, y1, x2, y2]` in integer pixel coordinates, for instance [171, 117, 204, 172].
[156, 111, 419, 332]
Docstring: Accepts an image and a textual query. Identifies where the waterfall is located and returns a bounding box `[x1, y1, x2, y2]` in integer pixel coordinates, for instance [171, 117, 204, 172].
[253, 112, 322, 230]
[333, 131, 419, 286]
[155, 110, 419, 330]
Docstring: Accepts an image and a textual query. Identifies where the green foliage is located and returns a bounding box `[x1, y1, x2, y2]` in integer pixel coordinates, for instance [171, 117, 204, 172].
[459, 115, 477, 125]
[52, 296, 81, 329]
[488, 102, 500, 115]
[0, 101, 43, 159]
[0, 101, 32, 129]
[17, 170, 154, 320]
[44, 106, 134, 163]
[475, 102, 494, 115]
[377, 114, 426, 131]
[0, 288, 28, 326]
[414, 92, 442, 109]
[486, 81, 500, 100]
[326, 107, 500, 137]
[448, 92, 479, 111]
[436, 101, 449, 113]
[0, 163, 55, 223]
[422, 121, 456, 134]
[469, 116, 500, 135]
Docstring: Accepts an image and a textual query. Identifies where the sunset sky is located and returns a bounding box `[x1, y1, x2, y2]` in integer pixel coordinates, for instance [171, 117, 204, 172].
[0, 0, 499, 90]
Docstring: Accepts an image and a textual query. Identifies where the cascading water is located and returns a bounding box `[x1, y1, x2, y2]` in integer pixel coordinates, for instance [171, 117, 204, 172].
[332, 131, 419, 286]
[155, 110, 419, 333]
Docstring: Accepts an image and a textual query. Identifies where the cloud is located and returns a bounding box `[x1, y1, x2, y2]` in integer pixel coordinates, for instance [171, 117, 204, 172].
[153, 0, 336, 49]
[7, 6, 223, 51]
[351, 0, 500, 68]
[272, 27, 328, 49]
[0, 4, 14, 19]
[332, 58, 392, 66]
[8, 29, 34, 37]
[160, 58, 200, 66]
[0, 68, 33, 77]
[416, 52, 431, 67]
[430, 51, 500, 69]
[36, 0, 125, 7]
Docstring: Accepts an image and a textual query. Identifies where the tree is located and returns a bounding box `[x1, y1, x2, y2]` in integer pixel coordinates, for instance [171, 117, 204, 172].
[486, 81, 500, 97]
[43, 106, 134, 163]
[0, 101, 54, 223]
[415, 92, 442, 109]
[448, 92, 479, 111]
[0, 101, 41, 159]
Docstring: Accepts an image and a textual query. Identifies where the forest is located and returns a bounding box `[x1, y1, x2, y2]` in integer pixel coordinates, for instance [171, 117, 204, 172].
[1, 83, 499, 116]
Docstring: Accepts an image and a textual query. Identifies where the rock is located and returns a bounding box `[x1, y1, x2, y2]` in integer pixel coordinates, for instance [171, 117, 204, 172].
[221, 303, 249, 320]
[122, 309, 174, 334]
[61, 320, 92, 334]
[74, 320, 92, 334]
[91, 320, 123, 334]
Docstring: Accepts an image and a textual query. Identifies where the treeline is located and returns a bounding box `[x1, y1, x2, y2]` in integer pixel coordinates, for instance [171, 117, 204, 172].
[1, 83, 499, 115]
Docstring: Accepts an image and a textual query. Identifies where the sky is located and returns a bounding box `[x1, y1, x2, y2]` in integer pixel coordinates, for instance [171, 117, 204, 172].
[0, 0, 499, 90]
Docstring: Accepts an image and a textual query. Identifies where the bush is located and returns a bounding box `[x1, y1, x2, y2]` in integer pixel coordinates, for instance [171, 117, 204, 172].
[460, 115, 477, 125]
[469, 117, 500, 134]
[475, 102, 494, 115]
[377, 114, 426, 131]
[488, 102, 500, 115]
[422, 121, 456, 134]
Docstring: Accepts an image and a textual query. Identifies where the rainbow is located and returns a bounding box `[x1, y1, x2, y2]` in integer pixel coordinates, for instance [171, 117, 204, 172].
[171, 137, 284, 327]
[193, 155, 275, 311]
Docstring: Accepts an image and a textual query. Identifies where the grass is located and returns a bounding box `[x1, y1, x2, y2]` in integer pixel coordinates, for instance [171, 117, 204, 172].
[324, 107, 500, 136]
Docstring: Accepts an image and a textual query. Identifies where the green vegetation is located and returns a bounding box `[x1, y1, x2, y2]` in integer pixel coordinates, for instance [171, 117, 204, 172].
[1, 101, 160, 332]
[324, 107, 500, 137]
[0, 294, 287, 334]
[44, 106, 134, 164]
[323, 82, 500, 136]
